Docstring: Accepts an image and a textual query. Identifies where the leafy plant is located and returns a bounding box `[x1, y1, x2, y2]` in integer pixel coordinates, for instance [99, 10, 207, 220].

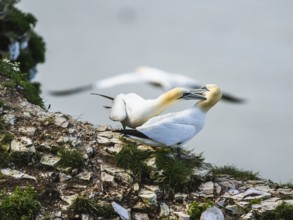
[188, 200, 214, 220]
[0, 186, 40, 219]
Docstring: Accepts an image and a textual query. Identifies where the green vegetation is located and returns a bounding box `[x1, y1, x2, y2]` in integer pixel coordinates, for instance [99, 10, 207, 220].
[0, 132, 14, 168]
[0, 59, 44, 107]
[70, 197, 117, 218]
[262, 202, 293, 220]
[57, 148, 84, 169]
[249, 198, 261, 207]
[213, 165, 260, 180]
[0, 186, 40, 220]
[0, 3, 46, 76]
[155, 149, 204, 191]
[114, 139, 151, 179]
[188, 200, 214, 220]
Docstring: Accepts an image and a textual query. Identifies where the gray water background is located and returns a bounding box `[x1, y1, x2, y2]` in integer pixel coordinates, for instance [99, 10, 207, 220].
[18, 0, 293, 182]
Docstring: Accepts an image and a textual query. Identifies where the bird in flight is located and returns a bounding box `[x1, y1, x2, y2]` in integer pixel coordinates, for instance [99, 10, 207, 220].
[48, 66, 243, 103]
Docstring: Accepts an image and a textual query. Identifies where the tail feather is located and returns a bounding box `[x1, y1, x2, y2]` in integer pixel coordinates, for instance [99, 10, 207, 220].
[114, 129, 149, 139]
[91, 93, 114, 101]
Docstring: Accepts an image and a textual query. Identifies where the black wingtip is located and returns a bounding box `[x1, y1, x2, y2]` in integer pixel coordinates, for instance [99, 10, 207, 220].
[49, 84, 93, 96]
[221, 93, 246, 104]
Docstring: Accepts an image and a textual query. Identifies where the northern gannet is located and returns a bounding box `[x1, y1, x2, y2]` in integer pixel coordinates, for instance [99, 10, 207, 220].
[92, 87, 207, 129]
[48, 66, 243, 103]
[116, 84, 222, 150]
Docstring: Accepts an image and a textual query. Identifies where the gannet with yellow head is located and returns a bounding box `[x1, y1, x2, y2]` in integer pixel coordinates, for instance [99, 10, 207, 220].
[116, 84, 222, 149]
[93, 87, 207, 129]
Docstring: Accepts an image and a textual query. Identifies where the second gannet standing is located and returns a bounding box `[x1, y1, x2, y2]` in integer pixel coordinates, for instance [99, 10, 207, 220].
[92, 87, 207, 129]
[116, 84, 222, 151]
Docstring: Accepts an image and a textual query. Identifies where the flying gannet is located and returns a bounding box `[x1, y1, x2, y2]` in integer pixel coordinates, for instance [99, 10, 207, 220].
[48, 66, 243, 103]
[92, 87, 207, 129]
[116, 84, 222, 151]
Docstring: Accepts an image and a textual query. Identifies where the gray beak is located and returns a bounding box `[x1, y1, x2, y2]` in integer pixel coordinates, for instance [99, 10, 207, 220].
[181, 88, 208, 100]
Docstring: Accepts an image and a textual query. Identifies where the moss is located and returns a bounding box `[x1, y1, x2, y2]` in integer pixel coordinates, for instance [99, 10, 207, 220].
[114, 139, 151, 179]
[249, 198, 261, 207]
[155, 149, 204, 192]
[0, 186, 40, 220]
[188, 200, 214, 220]
[0, 59, 44, 107]
[213, 165, 260, 180]
[57, 148, 84, 170]
[70, 197, 117, 218]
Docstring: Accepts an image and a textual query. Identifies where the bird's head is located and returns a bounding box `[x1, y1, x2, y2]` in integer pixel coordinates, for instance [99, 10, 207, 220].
[196, 84, 222, 112]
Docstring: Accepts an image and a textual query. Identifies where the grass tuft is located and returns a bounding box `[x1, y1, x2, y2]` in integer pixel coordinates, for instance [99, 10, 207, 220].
[155, 149, 204, 192]
[262, 202, 293, 220]
[70, 197, 117, 218]
[114, 139, 151, 179]
[213, 165, 260, 180]
[57, 148, 84, 170]
[0, 186, 40, 219]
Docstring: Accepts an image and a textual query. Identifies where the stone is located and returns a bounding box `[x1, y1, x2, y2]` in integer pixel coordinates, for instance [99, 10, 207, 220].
[85, 146, 94, 157]
[97, 136, 112, 145]
[160, 203, 170, 216]
[133, 213, 149, 220]
[112, 202, 130, 220]
[40, 154, 61, 167]
[138, 189, 157, 206]
[3, 113, 16, 125]
[199, 181, 214, 196]
[200, 206, 224, 220]
[10, 139, 36, 154]
[77, 171, 93, 181]
[18, 126, 36, 136]
[96, 125, 108, 132]
[101, 172, 115, 183]
[173, 212, 190, 220]
[226, 204, 245, 215]
[54, 115, 69, 128]
[193, 162, 213, 180]
[241, 211, 256, 220]
[61, 194, 78, 205]
[277, 188, 293, 195]
[59, 173, 72, 182]
[1, 168, 37, 181]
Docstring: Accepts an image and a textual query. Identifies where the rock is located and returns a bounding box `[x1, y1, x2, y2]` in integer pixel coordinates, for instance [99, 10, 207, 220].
[85, 146, 94, 157]
[40, 154, 61, 167]
[160, 203, 170, 216]
[10, 139, 36, 154]
[1, 168, 37, 181]
[3, 113, 16, 125]
[193, 162, 213, 180]
[277, 188, 293, 195]
[77, 170, 93, 181]
[199, 181, 214, 196]
[101, 172, 115, 183]
[97, 136, 112, 145]
[241, 211, 256, 220]
[54, 115, 69, 128]
[18, 126, 36, 136]
[96, 125, 108, 132]
[138, 188, 157, 206]
[61, 194, 78, 205]
[226, 204, 245, 215]
[59, 173, 72, 182]
[112, 202, 130, 220]
[200, 206, 224, 220]
[173, 212, 190, 220]
[133, 213, 149, 220]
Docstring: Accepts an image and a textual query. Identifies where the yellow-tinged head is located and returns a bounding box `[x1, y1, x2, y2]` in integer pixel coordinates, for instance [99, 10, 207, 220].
[197, 84, 222, 112]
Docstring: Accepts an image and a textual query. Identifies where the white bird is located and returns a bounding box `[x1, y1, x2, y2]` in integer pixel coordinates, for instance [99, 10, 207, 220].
[116, 84, 222, 151]
[92, 87, 207, 129]
[48, 66, 243, 103]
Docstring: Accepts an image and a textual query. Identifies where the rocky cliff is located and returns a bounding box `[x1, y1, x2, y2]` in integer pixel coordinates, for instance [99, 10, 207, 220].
[1, 60, 293, 220]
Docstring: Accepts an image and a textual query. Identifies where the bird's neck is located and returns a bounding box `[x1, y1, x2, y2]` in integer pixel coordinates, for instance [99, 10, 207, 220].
[196, 98, 218, 112]
[156, 92, 179, 111]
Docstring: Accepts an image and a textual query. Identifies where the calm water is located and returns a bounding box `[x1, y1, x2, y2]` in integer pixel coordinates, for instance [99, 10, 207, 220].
[18, 0, 293, 182]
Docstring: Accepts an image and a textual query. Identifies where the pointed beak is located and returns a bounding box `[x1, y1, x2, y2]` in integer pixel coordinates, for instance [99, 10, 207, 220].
[181, 88, 208, 100]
